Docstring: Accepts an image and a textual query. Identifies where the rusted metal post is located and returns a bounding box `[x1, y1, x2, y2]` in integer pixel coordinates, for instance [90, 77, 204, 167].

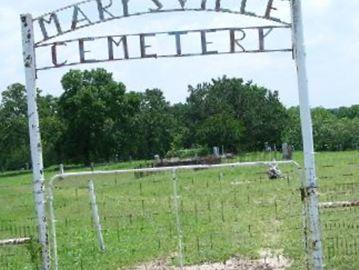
[290, 1, 324, 269]
[88, 180, 106, 251]
[20, 13, 50, 270]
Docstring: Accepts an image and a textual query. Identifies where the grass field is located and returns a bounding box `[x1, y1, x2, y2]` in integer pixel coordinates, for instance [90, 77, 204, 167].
[0, 151, 358, 270]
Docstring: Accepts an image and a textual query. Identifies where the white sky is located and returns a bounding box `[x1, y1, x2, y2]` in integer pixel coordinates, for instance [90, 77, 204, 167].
[0, 0, 358, 108]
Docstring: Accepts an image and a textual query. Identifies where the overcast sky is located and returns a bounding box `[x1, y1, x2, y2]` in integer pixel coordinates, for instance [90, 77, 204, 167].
[0, 0, 358, 108]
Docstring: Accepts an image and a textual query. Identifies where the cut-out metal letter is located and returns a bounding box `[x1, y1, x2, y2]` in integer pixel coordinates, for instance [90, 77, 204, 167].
[72, 5, 92, 30]
[201, 30, 218, 55]
[108, 36, 129, 60]
[140, 33, 157, 58]
[169, 31, 188, 56]
[122, 0, 130, 16]
[38, 13, 62, 40]
[79, 38, 96, 63]
[230, 29, 246, 53]
[51, 42, 68, 67]
[96, 0, 115, 20]
[150, 0, 163, 11]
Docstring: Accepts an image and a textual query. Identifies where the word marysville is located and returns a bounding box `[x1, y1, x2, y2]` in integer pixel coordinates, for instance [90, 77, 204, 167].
[36, 26, 292, 70]
[34, 0, 290, 43]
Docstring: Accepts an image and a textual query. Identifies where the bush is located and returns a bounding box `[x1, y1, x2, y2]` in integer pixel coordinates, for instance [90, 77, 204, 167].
[165, 147, 209, 159]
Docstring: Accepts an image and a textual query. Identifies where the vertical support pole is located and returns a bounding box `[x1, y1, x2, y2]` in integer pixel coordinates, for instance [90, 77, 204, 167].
[88, 180, 106, 251]
[48, 185, 59, 270]
[298, 167, 311, 270]
[290, 1, 324, 269]
[20, 14, 50, 270]
[172, 169, 184, 269]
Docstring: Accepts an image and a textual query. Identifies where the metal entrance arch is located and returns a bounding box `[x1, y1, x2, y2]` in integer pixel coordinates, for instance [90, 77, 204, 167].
[20, 1, 323, 269]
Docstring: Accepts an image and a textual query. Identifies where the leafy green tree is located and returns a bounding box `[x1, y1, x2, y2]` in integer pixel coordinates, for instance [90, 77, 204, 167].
[110, 91, 142, 160]
[38, 94, 64, 166]
[329, 105, 359, 119]
[1, 72, 358, 171]
[285, 106, 359, 151]
[59, 68, 128, 164]
[0, 84, 29, 170]
[135, 89, 176, 158]
[196, 113, 245, 152]
[332, 117, 359, 150]
[282, 107, 302, 150]
[0, 84, 62, 170]
[168, 103, 190, 151]
[311, 108, 338, 151]
[186, 77, 288, 151]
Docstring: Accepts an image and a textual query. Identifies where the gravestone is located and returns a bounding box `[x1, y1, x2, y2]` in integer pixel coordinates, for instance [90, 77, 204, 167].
[213, 147, 220, 158]
[282, 143, 293, 160]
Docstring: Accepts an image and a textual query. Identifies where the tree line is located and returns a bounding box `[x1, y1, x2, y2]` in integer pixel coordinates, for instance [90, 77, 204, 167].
[0, 68, 358, 171]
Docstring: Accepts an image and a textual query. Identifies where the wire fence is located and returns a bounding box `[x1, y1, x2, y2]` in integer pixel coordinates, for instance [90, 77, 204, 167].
[0, 151, 358, 269]
[0, 181, 39, 269]
[47, 161, 308, 269]
[317, 153, 359, 269]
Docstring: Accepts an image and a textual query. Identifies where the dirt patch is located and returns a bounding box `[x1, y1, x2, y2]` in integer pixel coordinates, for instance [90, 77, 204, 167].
[130, 250, 291, 270]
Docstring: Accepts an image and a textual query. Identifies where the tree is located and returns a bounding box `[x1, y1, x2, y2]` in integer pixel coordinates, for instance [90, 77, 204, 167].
[311, 108, 338, 151]
[37, 94, 64, 166]
[282, 107, 301, 150]
[0, 84, 62, 170]
[135, 89, 176, 158]
[59, 68, 128, 164]
[1, 72, 358, 171]
[0, 84, 29, 170]
[168, 103, 190, 151]
[284, 106, 359, 151]
[186, 77, 288, 151]
[329, 105, 359, 119]
[196, 113, 245, 152]
[333, 118, 359, 150]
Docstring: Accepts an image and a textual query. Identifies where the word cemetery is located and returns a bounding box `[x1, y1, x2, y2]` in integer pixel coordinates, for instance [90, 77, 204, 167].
[37, 26, 291, 70]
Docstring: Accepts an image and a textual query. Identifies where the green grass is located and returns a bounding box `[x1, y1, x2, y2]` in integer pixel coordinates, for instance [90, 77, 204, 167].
[0, 151, 358, 269]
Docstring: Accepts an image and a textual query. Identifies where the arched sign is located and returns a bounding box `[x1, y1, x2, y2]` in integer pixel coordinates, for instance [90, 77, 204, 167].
[20, 1, 323, 269]
[34, 0, 291, 44]
[31, 0, 294, 71]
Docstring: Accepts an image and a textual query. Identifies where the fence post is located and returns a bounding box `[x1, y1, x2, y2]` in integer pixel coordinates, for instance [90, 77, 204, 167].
[298, 166, 311, 269]
[172, 169, 184, 269]
[88, 180, 106, 251]
[20, 13, 50, 270]
[59, 164, 64, 175]
[291, 1, 324, 269]
[48, 186, 59, 270]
